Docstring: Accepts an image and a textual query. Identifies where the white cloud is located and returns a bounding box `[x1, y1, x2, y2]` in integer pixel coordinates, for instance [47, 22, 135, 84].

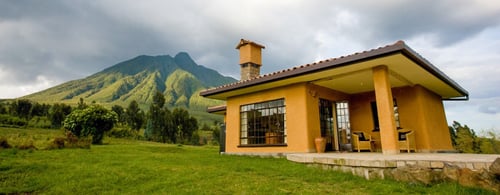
[0, 74, 60, 99]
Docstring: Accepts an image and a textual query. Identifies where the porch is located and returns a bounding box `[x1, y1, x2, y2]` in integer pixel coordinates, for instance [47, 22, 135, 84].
[287, 152, 500, 191]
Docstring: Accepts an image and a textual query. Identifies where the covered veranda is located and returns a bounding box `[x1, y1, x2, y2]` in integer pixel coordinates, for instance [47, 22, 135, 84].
[295, 42, 469, 154]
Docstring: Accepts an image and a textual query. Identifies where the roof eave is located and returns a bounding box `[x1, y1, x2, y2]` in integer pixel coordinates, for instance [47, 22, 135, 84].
[398, 44, 469, 99]
[200, 41, 469, 100]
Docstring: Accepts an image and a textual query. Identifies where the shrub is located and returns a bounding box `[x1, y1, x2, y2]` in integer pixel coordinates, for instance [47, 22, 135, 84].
[108, 128, 136, 138]
[48, 137, 66, 149]
[0, 114, 27, 127]
[190, 131, 201, 145]
[65, 131, 91, 149]
[27, 116, 52, 129]
[63, 105, 117, 144]
[0, 137, 11, 149]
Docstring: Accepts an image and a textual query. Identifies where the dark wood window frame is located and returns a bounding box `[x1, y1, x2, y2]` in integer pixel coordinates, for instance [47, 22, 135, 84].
[239, 99, 287, 146]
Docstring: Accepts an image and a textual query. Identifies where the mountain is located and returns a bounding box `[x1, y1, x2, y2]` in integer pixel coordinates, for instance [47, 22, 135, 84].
[23, 52, 236, 122]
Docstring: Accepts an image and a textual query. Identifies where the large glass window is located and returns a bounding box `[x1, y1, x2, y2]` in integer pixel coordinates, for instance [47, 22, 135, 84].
[371, 99, 401, 131]
[240, 99, 286, 145]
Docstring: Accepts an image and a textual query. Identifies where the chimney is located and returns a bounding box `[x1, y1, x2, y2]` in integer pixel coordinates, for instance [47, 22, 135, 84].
[236, 39, 265, 81]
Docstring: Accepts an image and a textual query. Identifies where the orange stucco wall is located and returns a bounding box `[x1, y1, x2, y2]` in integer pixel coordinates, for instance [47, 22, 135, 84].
[225, 83, 313, 153]
[350, 85, 453, 152]
[396, 85, 453, 151]
[223, 81, 452, 153]
[224, 83, 349, 153]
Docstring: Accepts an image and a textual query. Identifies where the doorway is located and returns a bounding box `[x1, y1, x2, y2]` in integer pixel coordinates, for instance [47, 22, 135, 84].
[336, 101, 351, 151]
[319, 99, 334, 151]
[319, 99, 352, 151]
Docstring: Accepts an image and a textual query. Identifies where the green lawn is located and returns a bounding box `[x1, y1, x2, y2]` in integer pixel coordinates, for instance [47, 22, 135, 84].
[0, 127, 495, 194]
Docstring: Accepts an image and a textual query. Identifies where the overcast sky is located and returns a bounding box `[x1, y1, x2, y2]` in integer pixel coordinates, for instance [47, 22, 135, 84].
[1, 0, 499, 133]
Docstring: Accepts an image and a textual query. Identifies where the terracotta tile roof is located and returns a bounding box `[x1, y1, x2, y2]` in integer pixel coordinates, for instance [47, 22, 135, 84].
[200, 40, 468, 99]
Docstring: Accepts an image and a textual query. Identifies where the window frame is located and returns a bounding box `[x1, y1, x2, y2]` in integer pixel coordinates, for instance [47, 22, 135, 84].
[370, 99, 401, 131]
[239, 98, 287, 147]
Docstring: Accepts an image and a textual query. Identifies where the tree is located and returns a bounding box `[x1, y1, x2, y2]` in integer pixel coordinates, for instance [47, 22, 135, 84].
[31, 102, 50, 117]
[77, 98, 87, 110]
[162, 108, 174, 143]
[211, 123, 221, 145]
[63, 105, 117, 144]
[12, 99, 32, 119]
[112, 105, 125, 124]
[172, 108, 198, 144]
[145, 91, 199, 144]
[50, 103, 72, 128]
[145, 91, 167, 142]
[125, 100, 144, 131]
[0, 102, 7, 114]
[450, 121, 479, 153]
[477, 131, 500, 154]
[448, 126, 457, 146]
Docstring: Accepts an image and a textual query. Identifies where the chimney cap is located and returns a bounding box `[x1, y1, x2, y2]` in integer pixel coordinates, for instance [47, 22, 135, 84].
[235, 39, 265, 49]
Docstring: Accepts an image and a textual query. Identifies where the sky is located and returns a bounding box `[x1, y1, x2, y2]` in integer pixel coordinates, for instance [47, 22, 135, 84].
[0, 0, 499, 133]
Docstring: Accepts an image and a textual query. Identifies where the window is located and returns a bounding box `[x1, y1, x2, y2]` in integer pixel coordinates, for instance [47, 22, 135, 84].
[240, 99, 286, 145]
[371, 99, 401, 131]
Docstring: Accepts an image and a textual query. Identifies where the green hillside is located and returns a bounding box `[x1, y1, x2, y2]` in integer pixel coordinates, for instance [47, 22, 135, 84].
[23, 53, 236, 122]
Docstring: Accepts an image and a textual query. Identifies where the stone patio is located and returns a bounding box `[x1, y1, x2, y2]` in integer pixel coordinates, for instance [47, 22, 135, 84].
[287, 153, 499, 170]
[286, 152, 500, 191]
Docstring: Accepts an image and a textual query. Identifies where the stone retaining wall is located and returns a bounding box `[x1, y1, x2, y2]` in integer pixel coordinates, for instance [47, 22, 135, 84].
[287, 154, 500, 192]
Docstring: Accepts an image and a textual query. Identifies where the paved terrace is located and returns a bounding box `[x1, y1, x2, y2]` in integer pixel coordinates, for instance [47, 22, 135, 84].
[287, 153, 500, 170]
[286, 152, 500, 191]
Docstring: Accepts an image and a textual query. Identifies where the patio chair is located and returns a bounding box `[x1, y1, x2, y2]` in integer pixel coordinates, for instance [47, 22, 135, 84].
[398, 129, 416, 153]
[352, 131, 372, 152]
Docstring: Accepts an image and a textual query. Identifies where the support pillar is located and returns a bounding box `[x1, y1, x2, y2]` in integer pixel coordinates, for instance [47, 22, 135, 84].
[372, 66, 399, 154]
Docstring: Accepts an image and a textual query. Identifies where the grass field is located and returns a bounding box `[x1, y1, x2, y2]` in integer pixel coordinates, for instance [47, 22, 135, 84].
[0, 127, 495, 194]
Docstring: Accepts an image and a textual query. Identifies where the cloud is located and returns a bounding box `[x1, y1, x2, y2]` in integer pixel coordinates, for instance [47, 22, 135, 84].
[331, 0, 500, 47]
[0, 0, 499, 132]
[479, 105, 500, 115]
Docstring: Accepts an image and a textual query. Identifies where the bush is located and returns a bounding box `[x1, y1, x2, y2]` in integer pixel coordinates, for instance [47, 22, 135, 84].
[45, 132, 91, 150]
[211, 127, 220, 145]
[190, 131, 201, 145]
[0, 137, 11, 149]
[63, 105, 118, 144]
[27, 116, 52, 129]
[108, 128, 137, 139]
[48, 137, 66, 149]
[0, 114, 27, 127]
[65, 131, 91, 149]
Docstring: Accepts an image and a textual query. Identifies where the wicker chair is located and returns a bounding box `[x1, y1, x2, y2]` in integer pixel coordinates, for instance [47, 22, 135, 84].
[398, 130, 416, 153]
[352, 131, 372, 152]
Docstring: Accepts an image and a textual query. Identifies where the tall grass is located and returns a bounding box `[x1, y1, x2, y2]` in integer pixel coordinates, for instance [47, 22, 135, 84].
[0, 127, 495, 194]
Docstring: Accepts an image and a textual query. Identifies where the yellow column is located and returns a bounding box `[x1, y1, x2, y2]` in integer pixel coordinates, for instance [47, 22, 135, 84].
[372, 66, 399, 154]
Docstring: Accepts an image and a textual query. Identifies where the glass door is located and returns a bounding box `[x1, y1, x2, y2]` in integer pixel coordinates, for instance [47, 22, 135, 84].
[319, 99, 334, 151]
[319, 99, 352, 152]
[336, 101, 351, 151]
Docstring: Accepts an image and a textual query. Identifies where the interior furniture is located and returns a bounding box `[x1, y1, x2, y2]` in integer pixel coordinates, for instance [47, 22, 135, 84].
[352, 131, 372, 152]
[398, 129, 416, 153]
